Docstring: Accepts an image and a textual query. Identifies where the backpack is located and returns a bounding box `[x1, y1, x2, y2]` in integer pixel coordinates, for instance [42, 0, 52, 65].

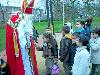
[51, 63, 60, 74]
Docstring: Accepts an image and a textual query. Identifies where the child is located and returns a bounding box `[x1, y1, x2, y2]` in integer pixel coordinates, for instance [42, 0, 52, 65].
[0, 59, 10, 75]
[42, 32, 58, 75]
[64, 21, 73, 34]
[85, 16, 93, 28]
[75, 20, 90, 38]
[72, 35, 90, 75]
[89, 28, 100, 75]
[59, 25, 72, 75]
[70, 32, 79, 66]
[32, 26, 39, 43]
[75, 20, 85, 33]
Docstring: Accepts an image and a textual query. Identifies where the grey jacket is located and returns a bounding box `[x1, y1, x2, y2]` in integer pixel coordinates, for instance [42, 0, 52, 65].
[89, 37, 100, 64]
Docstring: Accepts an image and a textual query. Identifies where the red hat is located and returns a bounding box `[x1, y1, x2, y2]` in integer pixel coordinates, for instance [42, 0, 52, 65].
[22, 0, 35, 14]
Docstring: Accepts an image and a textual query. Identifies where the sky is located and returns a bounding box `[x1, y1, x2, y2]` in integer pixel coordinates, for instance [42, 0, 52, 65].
[0, 0, 46, 9]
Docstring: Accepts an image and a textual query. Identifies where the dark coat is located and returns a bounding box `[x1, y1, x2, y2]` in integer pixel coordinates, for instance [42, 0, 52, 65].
[69, 43, 78, 66]
[32, 28, 39, 42]
[59, 36, 72, 64]
[42, 38, 58, 58]
[0, 59, 10, 75]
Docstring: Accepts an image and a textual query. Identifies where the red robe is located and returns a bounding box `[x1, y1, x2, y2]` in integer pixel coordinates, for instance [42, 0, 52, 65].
[30, 36, 39, 75]
[6, 24, 25, 75]
[6, 0, 39, 74]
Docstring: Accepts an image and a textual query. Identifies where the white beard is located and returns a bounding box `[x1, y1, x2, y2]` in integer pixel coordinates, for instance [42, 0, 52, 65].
[17, 13, 34, 75]
[17, 14, 33, 47]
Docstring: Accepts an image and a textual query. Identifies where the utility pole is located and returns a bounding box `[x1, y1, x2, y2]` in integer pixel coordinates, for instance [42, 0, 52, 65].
[63, 0, 65, 26]
[50, 0, 54, 34]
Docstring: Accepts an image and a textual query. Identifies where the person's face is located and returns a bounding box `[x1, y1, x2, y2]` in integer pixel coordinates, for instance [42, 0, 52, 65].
[45, 29, 51, 33]
[91, 33, 98, 39]
[43, 36, 49, 42]
[75, 37, 82, 47]
[72, 35, 77, 43]
[75, 38, 80, 46]
[62, 30, 66, 36]
[76, 22, 82, 28]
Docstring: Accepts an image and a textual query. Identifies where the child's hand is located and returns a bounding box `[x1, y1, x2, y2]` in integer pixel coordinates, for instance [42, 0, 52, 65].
[89, 63, 92, 70]
[71, 70, 73, 74]
[54, 58, 58, 63]
[91, 33, 97, 39]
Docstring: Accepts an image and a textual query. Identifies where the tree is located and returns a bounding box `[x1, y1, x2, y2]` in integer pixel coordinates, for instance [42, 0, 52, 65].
[0, 3, 5, 24]
[53, 0, 62, 20]
[46, 0, 50, 27]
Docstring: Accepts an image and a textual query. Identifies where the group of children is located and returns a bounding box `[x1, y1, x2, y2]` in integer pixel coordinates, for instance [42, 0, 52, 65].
[40, 17, 100, 75]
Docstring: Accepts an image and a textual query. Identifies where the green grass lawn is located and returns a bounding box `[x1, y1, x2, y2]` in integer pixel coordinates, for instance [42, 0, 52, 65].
[93, 17, 100, 28]
[33, 20, 63, 34]
[0, 26, 5, 52]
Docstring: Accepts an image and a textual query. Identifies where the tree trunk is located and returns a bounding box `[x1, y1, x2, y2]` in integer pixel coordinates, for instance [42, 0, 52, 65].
[1, 8, 5, 24]
[46, 0, 50, 27]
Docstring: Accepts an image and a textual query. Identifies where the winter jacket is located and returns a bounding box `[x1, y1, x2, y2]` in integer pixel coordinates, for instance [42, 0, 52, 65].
[75, 27, 90, 38]
[32, 28, 39, 42]
[84, 27, 92, 39]
[89, 37, 100, 64]
[75, 27, 86, 34]
[59, 34, 72, 64]
[42, 38, 58, 58]
[70, 43, 78, 66]
[72, 46, 90, 75]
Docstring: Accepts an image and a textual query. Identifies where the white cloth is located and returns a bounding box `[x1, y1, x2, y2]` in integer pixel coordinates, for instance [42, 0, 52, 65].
[17, 14, 34, 75]
[89, 37, 100, 64]
[72, 46, 90, 75]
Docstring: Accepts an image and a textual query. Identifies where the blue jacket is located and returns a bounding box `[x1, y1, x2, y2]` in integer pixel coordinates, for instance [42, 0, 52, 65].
[84, 27, 92, 39]
[76, 27, 90, 39]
